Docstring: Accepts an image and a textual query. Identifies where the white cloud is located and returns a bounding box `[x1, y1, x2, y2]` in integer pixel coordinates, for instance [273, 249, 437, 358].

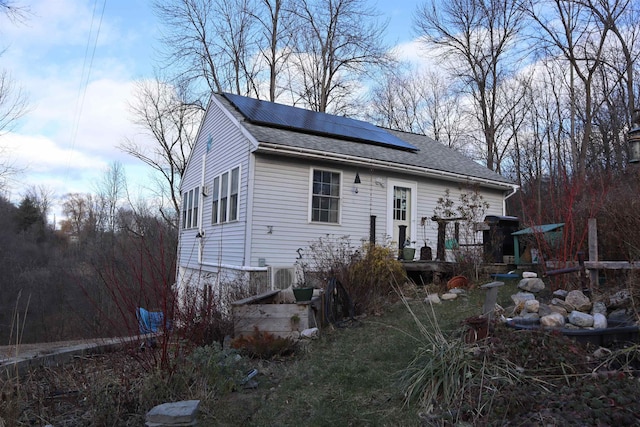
[0, 0, 162, 228]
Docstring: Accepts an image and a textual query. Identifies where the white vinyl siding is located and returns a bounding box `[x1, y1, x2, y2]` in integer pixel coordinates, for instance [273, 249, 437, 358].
[178, 97, 252, 272]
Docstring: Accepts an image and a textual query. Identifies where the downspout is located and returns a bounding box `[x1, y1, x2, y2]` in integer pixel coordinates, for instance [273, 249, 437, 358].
[503, 185, 519, 215]
[198, 152, 207, 264]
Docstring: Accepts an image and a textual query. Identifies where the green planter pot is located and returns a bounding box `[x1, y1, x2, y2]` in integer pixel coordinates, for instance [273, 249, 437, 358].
[293, 287, 314, 302]
[403, 247, 416, 261]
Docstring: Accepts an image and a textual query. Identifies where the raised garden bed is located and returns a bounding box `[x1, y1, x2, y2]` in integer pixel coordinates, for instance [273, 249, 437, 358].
[231, 290, 322, 339]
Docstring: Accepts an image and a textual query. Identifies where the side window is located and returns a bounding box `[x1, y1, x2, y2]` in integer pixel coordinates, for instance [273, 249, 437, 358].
[211, 166, 241, 224]
[311, 169, 340, 223]
[211, 176, 220, 224]
[230, 167, 239, 221]
[181, 187, 199, 229]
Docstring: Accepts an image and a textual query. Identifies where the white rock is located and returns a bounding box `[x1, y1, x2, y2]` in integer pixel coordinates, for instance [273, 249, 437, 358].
[301, 327, 319, 339]
[524, 299, 540, 313]
[593, 313, 607, 329]
[425, 293, 442, 304]
[441, 293, 458, 300]
[449, 288, 466, 295]
[522, 271, 538, 278]
[511, 292, 535, 306]
[568, 311, 594, 327]
[540, 313, 565, 328]
[146, 400, 200, 425]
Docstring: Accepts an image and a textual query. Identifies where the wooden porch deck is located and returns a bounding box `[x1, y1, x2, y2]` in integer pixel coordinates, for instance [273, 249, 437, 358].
[401, 260, 519, 285]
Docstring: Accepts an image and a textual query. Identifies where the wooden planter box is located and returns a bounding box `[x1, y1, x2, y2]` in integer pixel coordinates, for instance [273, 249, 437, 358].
[231, 290, 321, 339]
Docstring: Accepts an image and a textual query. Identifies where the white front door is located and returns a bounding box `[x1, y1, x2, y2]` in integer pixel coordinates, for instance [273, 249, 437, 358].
[393, 186, 411, 247]
[387, 180, 418, 251]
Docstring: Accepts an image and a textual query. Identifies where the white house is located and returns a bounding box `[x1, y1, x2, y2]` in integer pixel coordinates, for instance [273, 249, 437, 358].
[176, 93, 517, 296]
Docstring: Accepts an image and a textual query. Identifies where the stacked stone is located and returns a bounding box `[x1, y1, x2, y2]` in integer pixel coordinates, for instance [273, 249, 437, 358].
[508, 273, 634, 330]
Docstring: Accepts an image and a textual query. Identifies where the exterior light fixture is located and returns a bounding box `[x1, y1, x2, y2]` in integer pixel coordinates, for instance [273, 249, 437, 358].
[354, 172, 361, 184]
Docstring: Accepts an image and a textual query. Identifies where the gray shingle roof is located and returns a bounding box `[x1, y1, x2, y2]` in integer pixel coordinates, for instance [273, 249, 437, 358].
[214, 93, 514, 187]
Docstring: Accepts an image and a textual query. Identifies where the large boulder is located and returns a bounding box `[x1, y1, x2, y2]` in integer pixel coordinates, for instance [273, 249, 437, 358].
[550, 298, 573, 312]
[565, 290, 592, 312]
[511, 292, 536, 306]
[568, 311, 594, 327]
[540, 312, 565, 328]
[548, 305, 568, 318]
[518, 278, 545, 293]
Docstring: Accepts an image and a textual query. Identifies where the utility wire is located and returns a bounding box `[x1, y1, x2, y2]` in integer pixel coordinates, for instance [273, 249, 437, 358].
[65, 0, 107, 181]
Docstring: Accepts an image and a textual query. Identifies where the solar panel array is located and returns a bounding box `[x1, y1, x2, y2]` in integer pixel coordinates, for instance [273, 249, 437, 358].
[223, 93, 418, 152]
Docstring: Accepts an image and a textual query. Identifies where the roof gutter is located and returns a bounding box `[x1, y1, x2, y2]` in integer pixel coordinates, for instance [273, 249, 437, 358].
[256, 143, 514, 190]
[503, 185, 519, 215]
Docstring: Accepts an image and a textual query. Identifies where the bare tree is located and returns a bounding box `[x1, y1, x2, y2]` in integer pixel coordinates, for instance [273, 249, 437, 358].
[288, 0, 391, 113]
[60, 193, 105, 238]
[0, 0, 29, 23]
[95, 161, 127, 234]
[121, 79, 202, 227]
[414, 0, 526, 171]
[253, 0, 295, 101]
[523, 0, 616, 178]
[0, 2, 29, 189]
[368, 67, 467, 150]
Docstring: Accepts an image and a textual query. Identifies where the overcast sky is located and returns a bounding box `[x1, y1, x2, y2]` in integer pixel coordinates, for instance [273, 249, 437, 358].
[0, 0, 423, 223]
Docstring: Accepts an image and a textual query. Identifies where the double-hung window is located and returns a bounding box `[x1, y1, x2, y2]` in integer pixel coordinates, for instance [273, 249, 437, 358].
[181, 187, 199, 229]
[311, 169, 340, 223]
[212, 166, 240, 224]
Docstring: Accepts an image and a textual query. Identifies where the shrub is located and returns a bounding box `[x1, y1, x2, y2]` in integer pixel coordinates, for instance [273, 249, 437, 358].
[300, 235, 406, 316]
[231, 327, 296, 359]
[347, 243, 406, 314]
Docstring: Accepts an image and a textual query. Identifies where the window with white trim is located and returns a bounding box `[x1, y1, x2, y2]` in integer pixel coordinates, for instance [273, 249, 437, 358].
[311, 169, 340, 223]
[212, 166, 240, 224]
[181, 187, 199, 229]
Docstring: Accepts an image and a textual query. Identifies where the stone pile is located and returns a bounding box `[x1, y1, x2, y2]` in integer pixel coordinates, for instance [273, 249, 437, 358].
[507, 272, 634, 330]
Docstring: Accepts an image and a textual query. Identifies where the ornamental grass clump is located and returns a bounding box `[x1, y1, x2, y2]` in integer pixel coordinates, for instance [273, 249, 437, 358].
[399, 296, 524, 422]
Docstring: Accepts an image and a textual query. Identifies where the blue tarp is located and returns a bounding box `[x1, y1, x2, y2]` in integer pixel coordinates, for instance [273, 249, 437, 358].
[136, 307, 165, 334]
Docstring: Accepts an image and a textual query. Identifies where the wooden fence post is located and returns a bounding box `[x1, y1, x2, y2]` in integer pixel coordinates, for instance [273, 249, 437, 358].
[588, 218, 598, 291]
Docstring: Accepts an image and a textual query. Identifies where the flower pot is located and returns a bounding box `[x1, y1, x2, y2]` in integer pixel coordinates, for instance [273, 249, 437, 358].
[402, 247, 416, 261]
[447, 275, 468, 290]
[293, 287, 314, 302]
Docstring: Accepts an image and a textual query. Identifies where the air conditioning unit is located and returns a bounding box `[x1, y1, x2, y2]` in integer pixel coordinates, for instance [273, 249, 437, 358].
[269, 266, 299, 290]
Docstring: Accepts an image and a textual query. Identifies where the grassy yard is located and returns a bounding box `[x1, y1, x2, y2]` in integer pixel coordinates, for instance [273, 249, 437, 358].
[206, 283, 511, 426]
[4, 280, 640, 426]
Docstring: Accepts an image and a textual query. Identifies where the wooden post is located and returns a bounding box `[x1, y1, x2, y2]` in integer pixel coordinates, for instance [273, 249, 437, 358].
[588, 218, 598, 291]
[436, 221, 446, 261]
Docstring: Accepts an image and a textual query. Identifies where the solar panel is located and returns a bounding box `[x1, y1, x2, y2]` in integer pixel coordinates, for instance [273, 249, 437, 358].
[223, 93, 418, 152]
